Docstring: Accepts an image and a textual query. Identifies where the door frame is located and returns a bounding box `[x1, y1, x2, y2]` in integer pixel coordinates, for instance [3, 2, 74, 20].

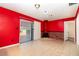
[64, 20, 76, 43]
[19, 19, 33, 43]
[64, 22, 69, 41]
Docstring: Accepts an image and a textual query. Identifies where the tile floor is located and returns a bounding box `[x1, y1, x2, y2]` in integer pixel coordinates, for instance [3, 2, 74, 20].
[0, 38, 79, 56]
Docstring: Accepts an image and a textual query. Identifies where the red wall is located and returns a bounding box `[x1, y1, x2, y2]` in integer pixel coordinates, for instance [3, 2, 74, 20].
[0, 7, 41, 47]
[41, 17, 75, 32]
[0, 8, 20, 47]
[41, 6, 79, 32]
[41, 21, 45, 32]
[47, 20, 64, 32]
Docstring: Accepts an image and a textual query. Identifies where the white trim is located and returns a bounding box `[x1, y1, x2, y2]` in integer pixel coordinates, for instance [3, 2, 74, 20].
[64, 22, 69, 41]
[0, 43, 19, 49]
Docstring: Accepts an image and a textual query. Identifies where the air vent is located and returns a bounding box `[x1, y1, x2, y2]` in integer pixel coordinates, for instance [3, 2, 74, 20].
[69, 3, 77, 6]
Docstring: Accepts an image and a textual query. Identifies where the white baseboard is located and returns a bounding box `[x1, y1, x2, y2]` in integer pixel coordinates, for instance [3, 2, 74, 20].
[0, 43, 19, 49]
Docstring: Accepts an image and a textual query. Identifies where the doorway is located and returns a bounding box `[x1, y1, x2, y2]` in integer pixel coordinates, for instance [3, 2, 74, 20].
[20, 19, 33, 44]
[64, 20, 75, 42]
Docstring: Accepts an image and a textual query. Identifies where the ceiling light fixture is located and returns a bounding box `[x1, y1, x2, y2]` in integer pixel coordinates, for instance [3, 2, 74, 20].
[35, 4, 40, 9]
[44, 11, 47, 13]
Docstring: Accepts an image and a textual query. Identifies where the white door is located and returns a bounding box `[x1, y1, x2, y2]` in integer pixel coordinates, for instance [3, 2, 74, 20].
[64, 22, 69, 41]
[33, 21, 41, 40]
[76, 13, 79, 45]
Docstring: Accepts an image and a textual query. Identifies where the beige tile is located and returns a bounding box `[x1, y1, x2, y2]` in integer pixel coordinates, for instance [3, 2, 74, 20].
[0, 38, 79, 56]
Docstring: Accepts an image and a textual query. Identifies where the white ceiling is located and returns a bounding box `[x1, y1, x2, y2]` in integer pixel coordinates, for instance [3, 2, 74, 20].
[0, 3, 78, 21]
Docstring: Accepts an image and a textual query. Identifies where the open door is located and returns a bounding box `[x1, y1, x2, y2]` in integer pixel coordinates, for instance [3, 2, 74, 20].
[20, 19, 33, 44]
[64, 22, 69, 41]
[64, 20, 75, 42]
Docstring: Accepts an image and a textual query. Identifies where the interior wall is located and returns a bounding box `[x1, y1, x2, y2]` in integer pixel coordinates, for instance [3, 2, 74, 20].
[0, 8, 19, 47]
[0, 7, 41, 47]
[47, 20, 64, 32]
[41, 17, 75, 32]
[41, 21, 45, 32]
